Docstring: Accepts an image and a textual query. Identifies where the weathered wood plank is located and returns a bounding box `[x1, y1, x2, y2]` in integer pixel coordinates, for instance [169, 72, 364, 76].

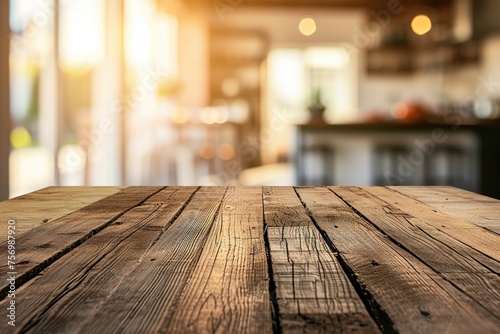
[390, 186, 500, 234]
[166, 187, 273, 334]
[362, 187, 500, 263]
[0, 186, 162, 299]
[0, 187, 198, 333]
[263, 186, 310, 227]
[332, 186, 500, 318]
[263, 187, 379, 333]
[0, 186, 125, 239]
[0, 185, 497, 333]
[298, 186, 500, 333]
[77, 187, 228, 333]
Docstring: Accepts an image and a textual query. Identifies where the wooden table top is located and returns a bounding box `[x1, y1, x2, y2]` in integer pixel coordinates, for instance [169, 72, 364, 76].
[0, 186, 499, 333]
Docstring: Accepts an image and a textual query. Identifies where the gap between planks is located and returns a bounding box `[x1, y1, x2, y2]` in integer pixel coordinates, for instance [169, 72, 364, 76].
[73, 187, 231, 333]
[0, 186, 164, 300]
[389, 186, 500, 235]
[0, 187, 199, 333]
[263, 186, 380, 333]
[0, 186, 125, 239]
[298, 186, 500, 333]
[331, 186, 500, 320]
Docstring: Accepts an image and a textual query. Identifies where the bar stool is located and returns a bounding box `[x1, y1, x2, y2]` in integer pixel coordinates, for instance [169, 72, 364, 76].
[425, 145, 470, 188]
[373, 145, 414, 186]
[298, 144, 334, 186]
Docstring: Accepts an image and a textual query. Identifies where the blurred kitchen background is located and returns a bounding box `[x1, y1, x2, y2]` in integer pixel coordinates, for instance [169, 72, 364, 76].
[1, 0, 500, 200]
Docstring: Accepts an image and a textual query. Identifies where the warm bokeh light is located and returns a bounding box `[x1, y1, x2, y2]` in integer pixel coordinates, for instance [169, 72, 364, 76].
[221, 78, 240, 97]
[411, 15, 432, 35]
[200, 107, 228, 125]
[3, 0, 498, 200]
[299, 17, 317, 36]
[199, 143, 214, 160]
[10, 127, 32, 149]
[218, 143, 236, 161]
[171, 106, 189, 124]
[58, 145, 86, 174]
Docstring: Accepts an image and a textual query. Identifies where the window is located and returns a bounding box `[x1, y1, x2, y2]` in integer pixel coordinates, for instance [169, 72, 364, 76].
[268, 46, 358, 123]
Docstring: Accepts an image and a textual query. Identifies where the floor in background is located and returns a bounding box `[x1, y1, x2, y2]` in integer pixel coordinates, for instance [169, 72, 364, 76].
[239, 163, 294, 186]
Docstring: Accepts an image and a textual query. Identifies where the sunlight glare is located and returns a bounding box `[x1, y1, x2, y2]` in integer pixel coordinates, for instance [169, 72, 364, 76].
[126, 0, 154, 66]
[60, 0, 105, 69]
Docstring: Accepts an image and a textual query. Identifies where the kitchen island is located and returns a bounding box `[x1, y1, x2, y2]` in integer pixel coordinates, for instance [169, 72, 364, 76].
[295, 120, 500, 199]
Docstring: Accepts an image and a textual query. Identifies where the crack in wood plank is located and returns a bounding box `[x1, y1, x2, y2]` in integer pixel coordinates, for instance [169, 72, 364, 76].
[0, 187, 164, 301]
[0, 187, 199, 333]
[298, 186, 500, 333]
[264, 186, 380, 333]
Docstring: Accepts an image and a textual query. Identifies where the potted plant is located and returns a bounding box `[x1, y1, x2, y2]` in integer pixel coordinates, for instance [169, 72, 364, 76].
[307, 88, 326, 122]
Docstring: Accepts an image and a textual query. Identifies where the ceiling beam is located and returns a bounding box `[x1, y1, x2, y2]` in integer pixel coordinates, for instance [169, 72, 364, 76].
[208, 0, 452, 10]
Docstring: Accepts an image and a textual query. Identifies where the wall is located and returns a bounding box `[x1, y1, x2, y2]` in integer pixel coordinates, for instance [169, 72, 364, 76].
[213, 7, 366, 46]
[473, 0, 500, 40]
[358, 34, 500, 117]
[213, 7, 366, 164]
[482, 34, 500, 88]
[178, 6, 211, 108]
[359, 66, 480, 116]
[0, 0, 11, 200]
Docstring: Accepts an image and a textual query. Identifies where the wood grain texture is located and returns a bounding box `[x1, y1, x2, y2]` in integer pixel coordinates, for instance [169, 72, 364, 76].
[0, 186, 162, 299]
[78, 187, 228, 334]
[0, 186, 125, 239]
[264, 187, 379, 333]
[0, 186, 497, 334]
[166, 187, 273, 334]
[0, 187, 198, 334]
[263, 186, 310, 227]
[332, 186, 500, 318]
[362, 187, 500, 263]
[390, 186, 500, 234]
[299, 187, 500, 333]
